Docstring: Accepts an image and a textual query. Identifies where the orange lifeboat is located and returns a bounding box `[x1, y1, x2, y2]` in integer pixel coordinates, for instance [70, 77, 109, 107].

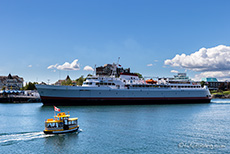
[145, 79, 157, 84]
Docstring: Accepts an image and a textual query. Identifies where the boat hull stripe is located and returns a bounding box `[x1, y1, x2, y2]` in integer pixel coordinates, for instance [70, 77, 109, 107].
[41, 96, 210, 100]
[40, 96, 211, 105]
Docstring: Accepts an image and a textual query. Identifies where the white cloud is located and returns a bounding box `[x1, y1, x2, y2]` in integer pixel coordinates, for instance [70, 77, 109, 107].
[171, 70, 178, 73]
[193, 71, 230, 81]
[28, 65, 32, 68]
[84, 66, 94, 71]
[164, 45, 230, 72]
[47, 64, 58, 69]
[47, 59, 80, 71]
[147, 64, 153, 67]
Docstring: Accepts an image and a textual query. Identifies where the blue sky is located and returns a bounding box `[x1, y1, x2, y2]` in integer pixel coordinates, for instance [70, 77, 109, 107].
[1, 0, 230, 84]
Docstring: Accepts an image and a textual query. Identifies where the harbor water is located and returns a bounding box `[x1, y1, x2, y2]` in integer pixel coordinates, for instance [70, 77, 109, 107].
[1, 99, 230, 153]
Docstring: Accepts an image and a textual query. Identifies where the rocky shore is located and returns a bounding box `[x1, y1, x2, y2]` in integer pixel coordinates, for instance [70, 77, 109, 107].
[212, 94, 230, 99]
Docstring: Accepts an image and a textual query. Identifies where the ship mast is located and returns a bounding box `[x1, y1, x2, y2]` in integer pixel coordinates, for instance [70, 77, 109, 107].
[116, 57, 120, 66]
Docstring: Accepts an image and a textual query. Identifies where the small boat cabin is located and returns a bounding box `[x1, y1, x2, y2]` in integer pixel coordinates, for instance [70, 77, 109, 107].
[44, 112, 79, 134]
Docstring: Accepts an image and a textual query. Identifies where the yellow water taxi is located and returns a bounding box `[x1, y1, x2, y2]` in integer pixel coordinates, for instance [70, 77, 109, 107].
[44, 112, 79, 134]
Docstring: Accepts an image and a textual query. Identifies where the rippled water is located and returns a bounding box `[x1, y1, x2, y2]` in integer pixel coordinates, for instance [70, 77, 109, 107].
[1, 99, 230, 153]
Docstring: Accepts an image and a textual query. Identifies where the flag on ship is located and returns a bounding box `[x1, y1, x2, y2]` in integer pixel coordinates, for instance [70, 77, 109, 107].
[54, 106, 61, 112]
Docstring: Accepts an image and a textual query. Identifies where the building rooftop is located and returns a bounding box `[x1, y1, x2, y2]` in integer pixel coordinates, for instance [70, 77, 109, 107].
[201, 78, 218, 82]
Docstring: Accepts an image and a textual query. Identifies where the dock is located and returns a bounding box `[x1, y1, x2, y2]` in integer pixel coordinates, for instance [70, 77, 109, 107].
[0, 95, 41, 103]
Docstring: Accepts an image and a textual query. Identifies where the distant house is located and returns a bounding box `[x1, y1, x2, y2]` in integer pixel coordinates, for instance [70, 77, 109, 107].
[0, 74, 24, 90]
[96, 63, 131, 77]
[201, 78, 227, 90]
[55, 75, 76, 86]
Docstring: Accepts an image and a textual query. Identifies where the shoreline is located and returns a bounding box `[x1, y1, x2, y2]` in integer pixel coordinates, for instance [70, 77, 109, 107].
[212, 94, 230, 99]
[0, 95, 41, 103]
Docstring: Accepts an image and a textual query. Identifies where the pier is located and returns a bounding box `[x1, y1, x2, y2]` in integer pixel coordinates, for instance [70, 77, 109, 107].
[0, 95, 41, 103]
[0, 90, 41, 103]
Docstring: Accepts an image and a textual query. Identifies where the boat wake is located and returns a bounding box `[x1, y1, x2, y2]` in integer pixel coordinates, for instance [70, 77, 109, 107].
[0, 131, 54, 146]
[0, 129, 82, 146]
[211, 99, 230, 104]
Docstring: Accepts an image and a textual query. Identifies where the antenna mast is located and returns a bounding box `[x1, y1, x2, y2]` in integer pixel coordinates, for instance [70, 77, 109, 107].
[93, 64, 96, 76]
[116, 57, 120, 66]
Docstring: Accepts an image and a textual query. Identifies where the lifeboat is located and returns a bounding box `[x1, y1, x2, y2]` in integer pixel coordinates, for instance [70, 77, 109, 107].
[44, 111, 79, 134]
[145, 79, 157, 84]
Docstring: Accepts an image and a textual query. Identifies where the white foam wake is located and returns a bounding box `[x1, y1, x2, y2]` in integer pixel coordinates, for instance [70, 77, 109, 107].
[0, 131, 54, 145]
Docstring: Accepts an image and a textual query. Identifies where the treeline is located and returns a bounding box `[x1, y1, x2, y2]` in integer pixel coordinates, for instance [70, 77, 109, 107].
[61, 75, 88, 86]
[23, 75, 90, 90]
[24, 82, 38, 90]
[217, 82, 230, 91]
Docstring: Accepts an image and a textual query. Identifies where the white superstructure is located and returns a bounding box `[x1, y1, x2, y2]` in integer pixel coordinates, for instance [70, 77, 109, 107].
[36, 73, 211, 105]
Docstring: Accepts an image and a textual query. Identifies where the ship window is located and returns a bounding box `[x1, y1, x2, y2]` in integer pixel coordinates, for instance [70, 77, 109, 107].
[108, 83, 112, 85]
[100, 83, 103, 85]
[112, 83, 115, 85]
[89, 82, 92, 85]
[96, 83, 99, 85]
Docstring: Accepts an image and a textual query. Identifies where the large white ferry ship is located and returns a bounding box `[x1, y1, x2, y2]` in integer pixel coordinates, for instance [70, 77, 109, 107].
[36, 65, 211, 105]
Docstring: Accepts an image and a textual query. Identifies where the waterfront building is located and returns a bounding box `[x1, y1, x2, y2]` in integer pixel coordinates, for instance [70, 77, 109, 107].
[0, 74, 24, 90]
[201, 78, 227, 90]
[96, 63, 130, 76]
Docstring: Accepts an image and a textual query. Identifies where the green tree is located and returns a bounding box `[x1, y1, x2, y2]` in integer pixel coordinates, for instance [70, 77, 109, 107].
[134, 73, 143, 79]
[218, 82, 226, 91]
[61, 79, 73, 86]
[200, 81, 206, 87]
[76, 75, 84, 86]
[24, 82, 38, 90]
[227, 82, 230, 90]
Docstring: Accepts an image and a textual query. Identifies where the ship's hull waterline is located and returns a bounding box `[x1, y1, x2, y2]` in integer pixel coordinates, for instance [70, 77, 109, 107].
[37, 85, 211, 106]
[41, 96, 211, 106]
